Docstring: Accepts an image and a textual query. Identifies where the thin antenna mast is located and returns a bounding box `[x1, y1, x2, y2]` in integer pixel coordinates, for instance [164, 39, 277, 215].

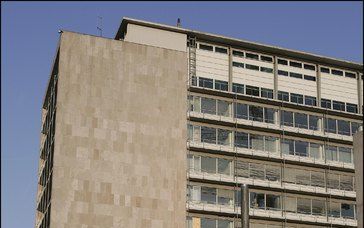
[97, 16, 103, 37]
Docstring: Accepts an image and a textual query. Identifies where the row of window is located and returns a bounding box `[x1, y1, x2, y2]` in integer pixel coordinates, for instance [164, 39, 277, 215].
[188, 95, 362, 136]
[278, 69, 316, 81]
[190, 76, 360, 114]
[187, 124, 354, 164]
[187, 184, 356, 219]
[188, 154, 355, 191]
[320, 67, 357, 79]
[233, 61, 273, 74]
[186, 217, 232, 228]
[277, 59, 315, 71]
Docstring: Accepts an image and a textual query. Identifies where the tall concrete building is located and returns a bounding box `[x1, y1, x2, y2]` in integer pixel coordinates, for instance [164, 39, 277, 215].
[35, 18, 363, 228]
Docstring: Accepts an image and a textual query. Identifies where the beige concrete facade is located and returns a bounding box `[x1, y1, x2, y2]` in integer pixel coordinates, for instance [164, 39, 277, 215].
[354, 130, 363, 228]
[48, 31, 187, 228]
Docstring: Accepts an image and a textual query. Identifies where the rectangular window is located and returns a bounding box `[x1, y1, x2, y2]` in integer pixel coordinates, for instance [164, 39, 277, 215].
[295, 140, 309, 157]
[294, 113, 308, 129]
[199, 44, 213, 51]
[305, 96, 317, 106]
[341, 203, 355, 219]
[236, 161, 249, 178]
[278, 59, 288, 65]
[201, 156, 216, 173]
[218, 129, 230, 146]
[261, 88, 273, 99]
[249, 134, 264, 151]
[199, 77, 213, 89]
[246, 85, 260, 96]
[260, 67, 273, 73]
[321, 98, 332, 109]
[333, 100, 346, 111]
[296, 170, 310, 186]
[249, 105, 264, 122]
[337, 120, 350, 136]
[311, 170, 325, 187]
[289, 72, 303, 79]
[290, 93, 304, 104]
[278, 91, 289, 102]
[312, 200, 326, 216]
[201, 218, 216, 228]
[331, 69, 343, 76]
[325, 146, 338, 161]
[246, 64, 260, 71]
[329, 201, 341, 217]
[191, 76, 197, 86]
[266, 194, 281, 210]
[234, 103, 248, 119]
[340, 175, 354, 191]
[284, 196, 297, 213]
[250, 163, 265, 180]
[201, 186, 216, 204]
[304, 64, 316, 71]
[232, 50, 244, 57]
[201, 126, 216, 144]
[201, 97, 216, 115]
[260, 55, 273, 62]
[346, 103, 358, 113]
[265, 136, 277, 153]
[339, 147, 352, 163]
[324, 118, 337, 134]
[281, 110, 294, 127]
[290, 61, 302, 68]
[218, 159, 231, 176]
[232, 83, 244, 94]
[266, 165, 280, 181]
[264, 108, 275, 124]
[215, 47, 227, 54]
[232, 61, 244, 68]
[309, 115, 319, 130]
[246, 52, 259, 60]
[235, 131, 249, 148]
[345, 72, 356, 79]
[215, 80, 228, 91]
[304, 75, 316, 81]
[310, 143, 322, 160]
[320, 67, 330, 73]
[297, 198, 311, 214]
[351, 122, 362, 135]
[278, 70, 289, 76]
[281, 138, 294, 155]
[250, 192, 265, 209]
[217, 100, 230, 117]
[218, 189, 233, 206]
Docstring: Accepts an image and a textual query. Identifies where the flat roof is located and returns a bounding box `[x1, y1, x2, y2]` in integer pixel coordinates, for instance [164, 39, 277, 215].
[115, 17, 363, 72]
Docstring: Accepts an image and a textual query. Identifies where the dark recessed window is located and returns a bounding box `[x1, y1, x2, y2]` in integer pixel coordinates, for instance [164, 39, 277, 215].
[260, 55, 273, 62]
[278, 70, 289, 76]
[305, 96, 317, 106]
[246, 53, 259, 60]
[290, 93, 304, 104]
[304, 75, 316, 81]
[333, 101, 346, 111]
[198, 77, 214, 89]
[320, 67, 330, 73]
[278, 91, 289, 102]
[260, 67, 273, 73]
[278, 59, 288, 65]
[215, 80, 228, 91]
[246, 64, 259, 71]
[345, 72, 356, 79]
[331, 69, 343, 76]
[246, 85, 260, 96]
[290, 61, 302, 68]
[304, 64, 316, 71]
[321, 98, 332, 109]
[199, 44, 213, 51]
[191, 76, 197, 86]
[232, 50, 244, 57]
[215, 47, 227, 54]
[233, 62, 244, 68]
[261, 88, 273, 99]
[290, 72, 303, 79]
[346, 103, 358, 113]
[232, 83, 244, 94]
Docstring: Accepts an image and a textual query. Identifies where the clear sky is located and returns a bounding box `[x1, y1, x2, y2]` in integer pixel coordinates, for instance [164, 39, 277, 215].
[1, 1, 362, 227]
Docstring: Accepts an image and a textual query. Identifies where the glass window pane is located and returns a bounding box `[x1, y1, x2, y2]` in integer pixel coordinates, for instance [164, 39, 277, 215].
[339, 147, 352, 163]
[235, 132, 249, 148]
[218, 159, 231, 176]
[246, 86, 260, 96]
[250, 134, 264, 151]
[305, 96, 317, 106]
[266, 194, 281, 210]
[232, 83, 244, 94]
[283, 167, 297, 184]
[325, 146, 338, 161]
[341, 203, 355, 219]
[234, 103, 248, 119]
[281, 139, 294, 155]
[246, 64, 259, 70]
[217, 100, 230, 117]
[290, 93, 304, 104]
[201, 218, 216, 228]
[236, 160, 249, 178]
[249, 106, 264, 122]
[218, 220, 232, 228]
[346, 103, 358, 113]
[218, 189, 233, 206]
[250, 163, 265, 180]
[295, 141, 309, 157]
[338, 120, 350, 136]
[199, 77, 213, 89]
[218, 129, 230, 146]
[312, 200, 326, 216]
[297, 198, 311, 214]
[215, 80, 228, 91]
[201, 187, 216, 204]
[309, 115, 320, 131]
[333, 101, 346, 111]
[264, 108, 275, 124]
[294, 113, 308, 129]
[321, 99, 332, 109]
[278, 91, 289, 102]
[324, 118, 337, 134]
[351, 122, 362, 135]
[201, 156, 216, 173]
[309, 143, 322, 160]
[329, 201, 341, 217]
[201, 127, 216, 144]
[194, 156, 201, 172]
[281, 111, 294, 127]
[296, 171, 310, 186]
[311, 171, 325, 188]
[266, 165, 280, 182]
[201, 97, 216, 114]
[261, 88, 273, 98]
[340, 175, 354, 191]
[327, 173, 340, 189]
[250, 192, 265, 209]
[284, 196, 297, 213]
[265, 136, 277, 153]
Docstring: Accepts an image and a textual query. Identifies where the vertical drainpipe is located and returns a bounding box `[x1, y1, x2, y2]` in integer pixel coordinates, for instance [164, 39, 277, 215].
[241, 184, 249, 228]
[356, 72, 362, 114]
[316, 64, 323, 132]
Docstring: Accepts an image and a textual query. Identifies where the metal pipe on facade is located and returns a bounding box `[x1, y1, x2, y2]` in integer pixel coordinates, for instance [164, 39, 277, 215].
[241, 184, 249, 228]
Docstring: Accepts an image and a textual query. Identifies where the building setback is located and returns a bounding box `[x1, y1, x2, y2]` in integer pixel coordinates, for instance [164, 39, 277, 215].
[35, 17, 363, 228]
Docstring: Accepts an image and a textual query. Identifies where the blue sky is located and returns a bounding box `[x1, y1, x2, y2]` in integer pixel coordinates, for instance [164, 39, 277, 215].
[1, 2, 362, 227]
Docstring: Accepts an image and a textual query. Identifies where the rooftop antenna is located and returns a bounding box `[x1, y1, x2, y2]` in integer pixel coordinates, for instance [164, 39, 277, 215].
[177, 18, 181, 27]
[97, 16, 103, 37]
